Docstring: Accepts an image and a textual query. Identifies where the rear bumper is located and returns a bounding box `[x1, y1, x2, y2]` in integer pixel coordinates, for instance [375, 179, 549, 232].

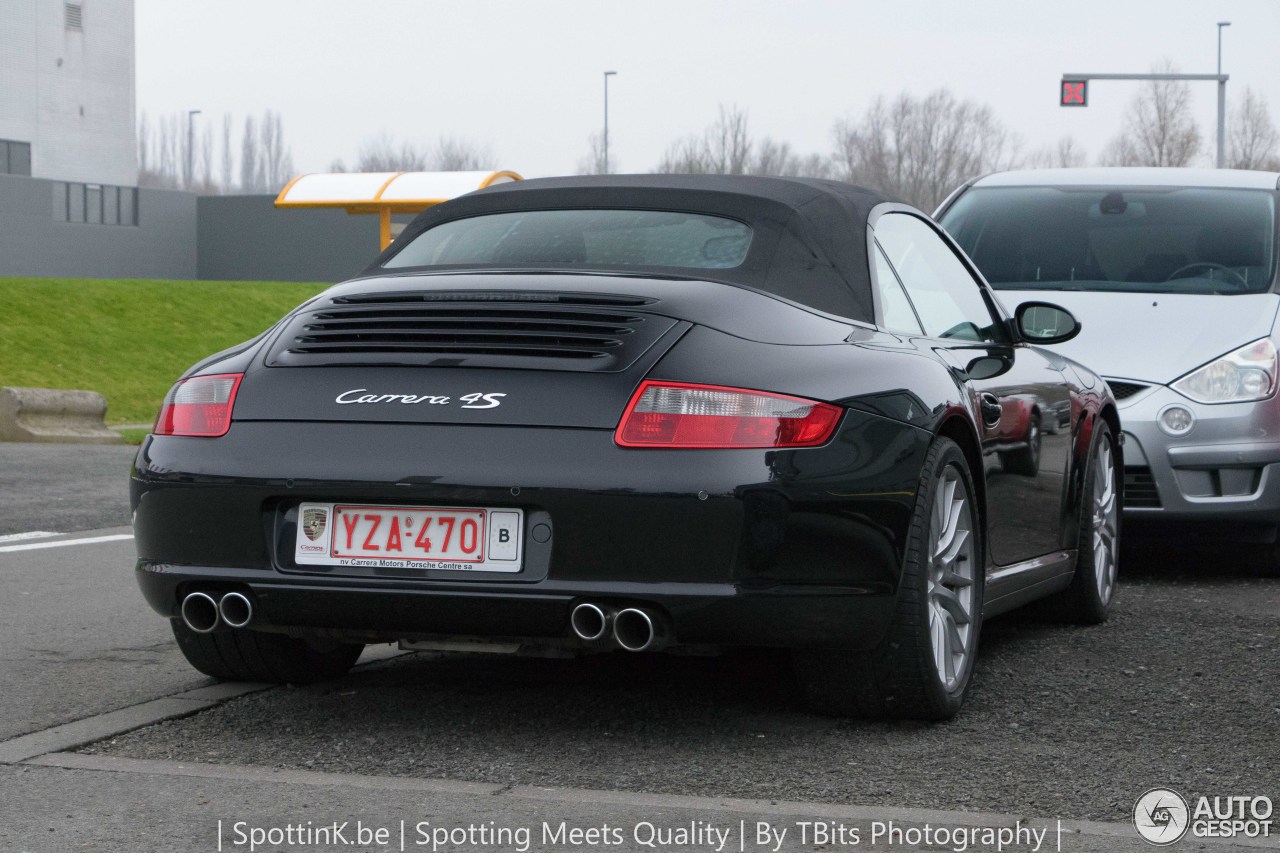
[132, 416, 929, 650]
[135, 566, 897, 649]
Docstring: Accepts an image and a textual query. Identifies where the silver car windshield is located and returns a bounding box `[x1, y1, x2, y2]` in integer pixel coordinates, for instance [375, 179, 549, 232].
[941, 186, 1277, 295]
[383, 209, 753, 271]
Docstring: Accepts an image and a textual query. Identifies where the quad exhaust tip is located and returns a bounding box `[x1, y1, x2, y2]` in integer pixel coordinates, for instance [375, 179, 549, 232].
[570, 602, 613, 642]
[218, 592, 253, 629]
[613, 607, 665, 653]
[180, 591, 220, 634]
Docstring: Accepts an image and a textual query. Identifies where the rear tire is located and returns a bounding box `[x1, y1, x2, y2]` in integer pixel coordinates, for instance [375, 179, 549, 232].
[1054, 420, 1120, 624]
[171, 621, 363, 683]
[797, 437, 984, 720]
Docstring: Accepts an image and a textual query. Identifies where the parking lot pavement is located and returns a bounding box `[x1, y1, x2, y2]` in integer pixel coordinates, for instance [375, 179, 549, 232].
[0, 531, 210, 740]
[85, 545, 1280, 828]
[0, 442, 136, 535]
[0, 757, 1206, 853]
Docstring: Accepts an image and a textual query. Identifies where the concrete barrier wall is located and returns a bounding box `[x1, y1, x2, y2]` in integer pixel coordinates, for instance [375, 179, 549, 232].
[0, 387, 122, 444]
[0, 173, 196, 279]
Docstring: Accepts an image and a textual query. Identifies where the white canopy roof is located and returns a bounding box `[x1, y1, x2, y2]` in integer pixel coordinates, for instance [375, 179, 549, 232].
[275, 170, 522, 212]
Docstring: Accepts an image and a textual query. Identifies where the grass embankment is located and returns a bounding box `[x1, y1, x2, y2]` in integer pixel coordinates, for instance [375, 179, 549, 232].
[0, 278, 328, 426]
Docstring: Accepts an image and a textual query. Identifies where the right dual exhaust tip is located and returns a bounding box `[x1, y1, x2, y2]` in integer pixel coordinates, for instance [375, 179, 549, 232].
[179, 591, 253, 633]
[570, 602, 668, 652]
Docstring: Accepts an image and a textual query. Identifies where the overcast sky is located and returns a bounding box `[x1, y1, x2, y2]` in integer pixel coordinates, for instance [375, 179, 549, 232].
[135, 0, 1280, 180]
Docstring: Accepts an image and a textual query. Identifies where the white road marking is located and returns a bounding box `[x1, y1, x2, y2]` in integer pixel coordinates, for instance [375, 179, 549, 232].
[0, 531, 62, 543]
[0, 534, 133, 553]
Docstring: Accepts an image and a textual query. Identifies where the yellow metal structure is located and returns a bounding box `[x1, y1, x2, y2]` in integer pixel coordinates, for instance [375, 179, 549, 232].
[274, 170, 523, 250]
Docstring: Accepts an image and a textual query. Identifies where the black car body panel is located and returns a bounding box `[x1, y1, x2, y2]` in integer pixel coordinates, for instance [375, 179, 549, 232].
[133, 175, 1117, 706]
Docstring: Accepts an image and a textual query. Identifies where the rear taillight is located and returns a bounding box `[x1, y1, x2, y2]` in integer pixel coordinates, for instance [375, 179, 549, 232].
[153, 373, 243, 437]
[615, 381, 841, 448]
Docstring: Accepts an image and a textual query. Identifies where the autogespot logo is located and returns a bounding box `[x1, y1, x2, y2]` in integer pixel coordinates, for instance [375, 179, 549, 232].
[1134, 788, 1191, 845]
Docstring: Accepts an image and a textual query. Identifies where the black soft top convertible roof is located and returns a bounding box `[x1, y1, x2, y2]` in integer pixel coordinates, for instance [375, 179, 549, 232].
[372, 174, 900, 323]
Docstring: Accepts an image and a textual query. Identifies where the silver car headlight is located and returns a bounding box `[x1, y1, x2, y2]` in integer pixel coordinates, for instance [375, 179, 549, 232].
[1171, 338, 1277, 404]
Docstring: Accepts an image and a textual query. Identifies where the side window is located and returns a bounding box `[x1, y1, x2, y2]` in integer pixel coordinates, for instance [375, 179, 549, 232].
[872, 244, 923, 334]
[875, 213, 999, 342]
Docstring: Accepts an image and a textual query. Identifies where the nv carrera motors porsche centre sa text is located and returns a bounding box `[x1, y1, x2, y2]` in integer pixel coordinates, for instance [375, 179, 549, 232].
[132, 175, 1119, 719]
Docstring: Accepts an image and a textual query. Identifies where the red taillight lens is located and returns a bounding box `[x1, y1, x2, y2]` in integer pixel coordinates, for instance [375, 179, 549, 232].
[153, 373, 243, 437]
[615, 381, 841, 448]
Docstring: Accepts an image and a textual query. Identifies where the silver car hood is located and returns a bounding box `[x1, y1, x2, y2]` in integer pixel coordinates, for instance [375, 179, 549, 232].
[997, 290, 1280, 384]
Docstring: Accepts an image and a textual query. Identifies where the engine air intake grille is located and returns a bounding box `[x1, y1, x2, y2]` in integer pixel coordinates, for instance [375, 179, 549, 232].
[266, 292, 677, 372]
[1107, 381, 1150, 400]
[1123, 466, 1162, 508]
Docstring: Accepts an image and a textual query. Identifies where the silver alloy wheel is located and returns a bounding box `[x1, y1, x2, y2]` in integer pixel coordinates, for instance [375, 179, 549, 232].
[928, 466, 976, 691]
[1092, 437, 1119, 605]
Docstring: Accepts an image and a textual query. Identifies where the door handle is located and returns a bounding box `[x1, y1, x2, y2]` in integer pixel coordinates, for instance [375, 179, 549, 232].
[979, 393, 1002, 428]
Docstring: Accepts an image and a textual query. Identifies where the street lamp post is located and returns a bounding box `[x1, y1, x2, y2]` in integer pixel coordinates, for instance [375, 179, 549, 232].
[603, 71, 617, 174]
[186, 109, 202, 189]
[1217, 21, 1231, 168]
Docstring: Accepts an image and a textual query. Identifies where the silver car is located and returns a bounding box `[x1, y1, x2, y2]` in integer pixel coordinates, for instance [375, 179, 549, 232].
[938, 167, 1279, 542]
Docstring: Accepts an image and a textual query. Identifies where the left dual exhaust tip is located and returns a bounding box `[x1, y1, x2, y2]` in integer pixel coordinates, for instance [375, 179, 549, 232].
[570, 602, 669, 652]
[180, 591, 252, 633]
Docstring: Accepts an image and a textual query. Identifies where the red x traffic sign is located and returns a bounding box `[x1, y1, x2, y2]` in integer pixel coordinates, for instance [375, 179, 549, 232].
[1060, 80, 1088, 107]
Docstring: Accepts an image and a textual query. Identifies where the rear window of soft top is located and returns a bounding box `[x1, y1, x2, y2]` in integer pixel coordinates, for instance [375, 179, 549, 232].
[383, 209, 753, 271]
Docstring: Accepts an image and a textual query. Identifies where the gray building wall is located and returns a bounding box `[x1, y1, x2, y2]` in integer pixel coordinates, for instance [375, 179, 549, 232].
[196, 195, 382, 282]
[0, 172, 194, 278]
[0, 177, 388, 282]
[0, 0, 137, 185]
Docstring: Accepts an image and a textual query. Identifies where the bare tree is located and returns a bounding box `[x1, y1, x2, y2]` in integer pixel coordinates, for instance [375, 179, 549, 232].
[656, 105, 829, 177]
[657, 105, 752, 174]
[260, 111, 295, 191]
[138, 109, 295, 194]
[656, 134, 711, 173]
[832, 89, 1018, 210]
[137, 111, 151, 178]
[159, 113, 181, 187]
[432, 135, 495, 171]
[749, 138, 833, 178]
[240, 115, 260, 192]
[352, 133, 494, 172]
[220, 114, 235, 192]
[1100, 59, 1202, 167]
[1025, 136, 1089, 169]
[705, 105, 753, 174]
[195, 124, 215, 193]
[751, 138, 796, 176]
[576, 132, 609, 175]
[356, 133, 430, 171]
[1227, 87, 1280, 170]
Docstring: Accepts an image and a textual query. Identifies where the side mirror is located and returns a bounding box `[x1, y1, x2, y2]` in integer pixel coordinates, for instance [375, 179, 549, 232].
[1015, 301, 1081, 344]
[965, 354, 1012, 381]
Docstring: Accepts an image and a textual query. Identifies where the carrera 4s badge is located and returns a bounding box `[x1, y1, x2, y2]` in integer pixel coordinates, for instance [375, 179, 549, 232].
[335, 389, 507, 409]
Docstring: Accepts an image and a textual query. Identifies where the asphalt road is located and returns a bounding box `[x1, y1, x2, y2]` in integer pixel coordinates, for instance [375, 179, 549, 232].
[86, 555, 1280, 823]
[1, 439, 1277, 851]
[0, 442, 136, 535]
[0, 531, 208, 740]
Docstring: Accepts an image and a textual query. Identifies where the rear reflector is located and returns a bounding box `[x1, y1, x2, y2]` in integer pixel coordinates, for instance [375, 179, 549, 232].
[615, 381, 841, 448]
[154, 373, 243, 437]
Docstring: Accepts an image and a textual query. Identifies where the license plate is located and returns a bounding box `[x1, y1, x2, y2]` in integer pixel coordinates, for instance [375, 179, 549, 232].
[294, 502, 523, 572]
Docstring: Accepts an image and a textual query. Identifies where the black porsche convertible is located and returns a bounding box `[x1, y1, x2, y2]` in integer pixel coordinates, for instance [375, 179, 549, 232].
[133, 175, 1120, 720]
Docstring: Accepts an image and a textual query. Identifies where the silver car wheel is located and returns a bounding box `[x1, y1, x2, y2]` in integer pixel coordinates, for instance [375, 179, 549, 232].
[1092, 437, 1119, 605]
[928, 466, 976, 691]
